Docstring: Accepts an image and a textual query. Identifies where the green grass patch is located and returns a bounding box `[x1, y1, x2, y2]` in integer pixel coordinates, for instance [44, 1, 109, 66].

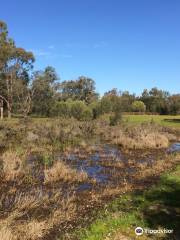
[75, 165, 180, 240]
[1, 114, 180, 128]
[123, 114, 180, 128]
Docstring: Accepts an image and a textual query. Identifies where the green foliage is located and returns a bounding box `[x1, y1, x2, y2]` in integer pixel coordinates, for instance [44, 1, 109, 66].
[109, 111, 122, 126]
[41, 153, 54, 167]
[140, 87, 178, 115]
[100, 97, 112, 113]
[89, 101, 102, 119]
[132, 100, 146, 112]
[0, 21, 35, 118]
[0, 21, 179, 118]
[50, 100, 93, 120]
[50, 101, 71, 118]
[168, 95, 180, 115]
[71, 100, 93, 121]
[32, 66, 58, 116]
[109, 96, 122, 126]
[60, 76, 99, 104]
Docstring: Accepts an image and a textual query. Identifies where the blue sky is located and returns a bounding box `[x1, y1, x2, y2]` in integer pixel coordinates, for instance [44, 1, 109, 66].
[1, 0, 180, 95]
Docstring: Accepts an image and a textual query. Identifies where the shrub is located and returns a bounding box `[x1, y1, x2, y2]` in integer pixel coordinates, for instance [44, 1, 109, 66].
[109, 111, 122, 126]
[71, 100, 93, 121]
[109, 99, 122, 126]
[132, 100, 146, 112]
[89, 101, 102, 119]
[100, 97, 112, 113]
[50, 101, 71, 117]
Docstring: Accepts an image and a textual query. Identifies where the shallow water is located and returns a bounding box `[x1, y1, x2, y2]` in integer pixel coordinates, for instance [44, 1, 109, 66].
[65, 145, 124, 184]
[27, 142, 180, 192]
[168, 142, 180, 153]
[76, 142, 180, 191]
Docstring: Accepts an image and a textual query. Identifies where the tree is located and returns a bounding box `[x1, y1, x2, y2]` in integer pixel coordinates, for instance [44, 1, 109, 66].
[60, 76, 98, 103]
[140, 87, 169, 114]
[100, 96, 112, 113]
[168, 94, 180, 115]
[132, 100, 146, 112]
[109, 98, 122, 126]
[104, 88, 119, 97]
[120, 91, 136, 112]
[32, 66, 59, 116]
[0, 21, 34, 117]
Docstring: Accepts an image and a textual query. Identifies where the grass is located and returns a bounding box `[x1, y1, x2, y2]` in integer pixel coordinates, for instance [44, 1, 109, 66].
[44, 160, 88, 183]
[1, 114, 180, 128]
[101, 121, 179, 149]
[76, 165, 180, 240]
[123, 114, 180, 128]
[0, 115, 179, 239]
[2, 150, 26, 181]
[0, 189, 76, 240]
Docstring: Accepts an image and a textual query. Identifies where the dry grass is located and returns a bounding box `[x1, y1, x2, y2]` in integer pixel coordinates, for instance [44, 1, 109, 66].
[0, 226, 14, 240]
[0, 119, 179, 240]
[0, 190, 76, 240]
[136, 153, 180, 179]
[14, 191, 48, 212]
[114, 131, 169, 149]
[23, 220, 47, 239]
[104, 124, 175, 149]
[2, 150, 25, 181]
[49, 194, 76, 227]
[44, 160, 88, 183]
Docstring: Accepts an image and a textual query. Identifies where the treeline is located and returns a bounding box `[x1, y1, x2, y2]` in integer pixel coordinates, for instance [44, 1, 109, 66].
[0, 21, 180, 120]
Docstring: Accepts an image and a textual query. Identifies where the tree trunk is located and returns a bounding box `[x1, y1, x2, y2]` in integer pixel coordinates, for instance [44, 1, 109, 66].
[8, 109, 11, 118]
[0, 107, 3, 120]
[7, 102, 11, 118]
[0, 96, 9, 119]
[6, 74, 13, 119]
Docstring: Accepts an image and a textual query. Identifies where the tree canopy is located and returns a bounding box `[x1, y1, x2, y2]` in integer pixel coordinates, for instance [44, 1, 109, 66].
[0, 21, 179, 118]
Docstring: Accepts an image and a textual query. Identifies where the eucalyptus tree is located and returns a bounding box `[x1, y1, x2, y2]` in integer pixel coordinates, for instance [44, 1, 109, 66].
[31, 66, 59, 116]
[60, 76, 98, 104]
[0, 21, 34, 117]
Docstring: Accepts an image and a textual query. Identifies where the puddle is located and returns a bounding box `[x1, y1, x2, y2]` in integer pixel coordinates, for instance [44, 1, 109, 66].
[75, 145, 123, 183]
[26, 143, 180, 192]
[77, 183, 92, 192]
[168, 142, 180, 153]
[90, 153, 99, 161]
[82, 165, 108, 183]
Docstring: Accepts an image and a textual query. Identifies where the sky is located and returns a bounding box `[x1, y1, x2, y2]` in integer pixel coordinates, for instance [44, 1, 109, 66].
[1, 0, 180, 95]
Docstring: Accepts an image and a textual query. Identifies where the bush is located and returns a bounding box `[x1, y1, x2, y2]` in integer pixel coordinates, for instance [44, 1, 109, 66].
[100, 97, 112, 113]
[50, 101, 71, 117]
[50, 100, 93, 120]
[132, 100, 146, 112]
[71, 101, 93, 121]
[109, 111, 122, 126]
[89, 101, 102, 119]
[109, 98, 122, 126]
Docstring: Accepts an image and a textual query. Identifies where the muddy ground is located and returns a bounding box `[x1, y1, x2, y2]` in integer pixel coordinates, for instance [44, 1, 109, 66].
[1, 142, 180, 240]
